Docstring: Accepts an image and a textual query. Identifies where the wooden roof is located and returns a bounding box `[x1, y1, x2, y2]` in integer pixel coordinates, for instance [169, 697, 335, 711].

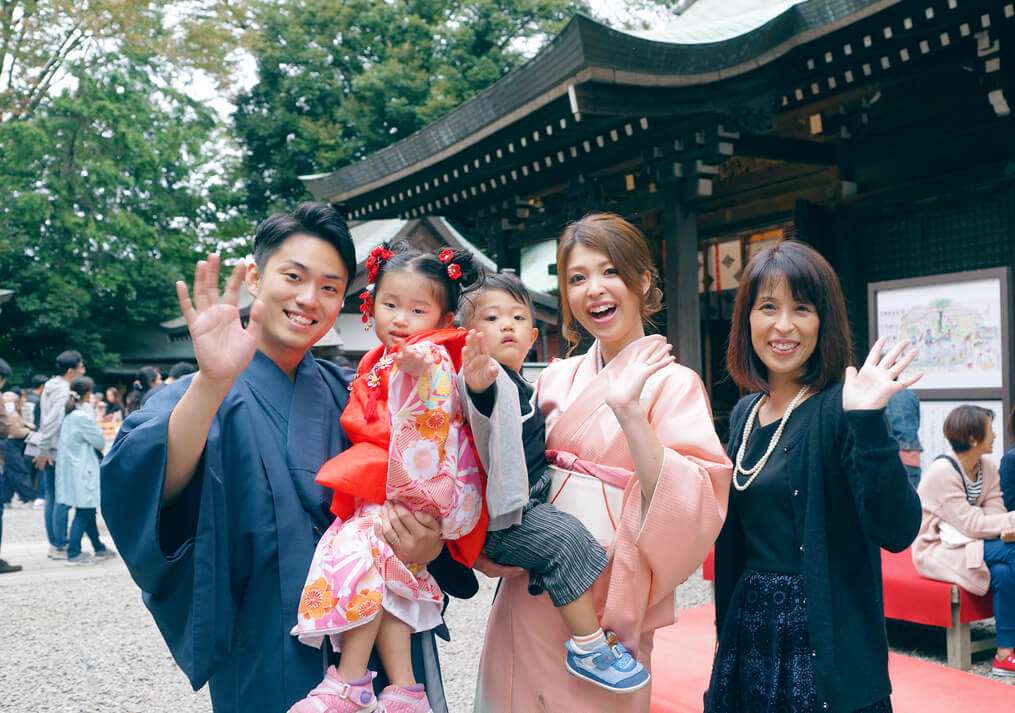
[303, 0, 898, 211]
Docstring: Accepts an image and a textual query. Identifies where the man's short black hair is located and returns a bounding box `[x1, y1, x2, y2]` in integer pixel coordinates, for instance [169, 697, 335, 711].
[137, 365, 160, 390]
[56, 350, 82, 373]
[252, 202, 357, 293]
[0, 358, 11, 382]
[169, 361, 196, 380]
[31, 374, 48, 389]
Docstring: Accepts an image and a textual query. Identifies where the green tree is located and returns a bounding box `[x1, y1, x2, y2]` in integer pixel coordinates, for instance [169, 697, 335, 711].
[0, 54, 224, 373]
[233, 0, 589, 216]
[0, 0, 257, 376]
[0, 0, 250, 122]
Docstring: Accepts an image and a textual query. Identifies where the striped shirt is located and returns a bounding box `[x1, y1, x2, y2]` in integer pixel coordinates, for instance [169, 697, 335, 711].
[964, 463, 983, 505]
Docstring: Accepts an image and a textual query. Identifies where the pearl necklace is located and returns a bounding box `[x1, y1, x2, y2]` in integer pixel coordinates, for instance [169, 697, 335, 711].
[733, 385, 810, 492]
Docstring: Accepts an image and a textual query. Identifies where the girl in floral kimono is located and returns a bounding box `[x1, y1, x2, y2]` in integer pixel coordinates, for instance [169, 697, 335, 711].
[289, 245, 487, 713]
[470, 213, 733, 713]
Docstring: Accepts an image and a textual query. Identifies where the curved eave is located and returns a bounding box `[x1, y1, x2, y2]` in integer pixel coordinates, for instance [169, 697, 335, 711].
[303, 0, 898, 204]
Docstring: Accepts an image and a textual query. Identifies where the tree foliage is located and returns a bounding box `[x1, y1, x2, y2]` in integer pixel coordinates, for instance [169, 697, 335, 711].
[0, 0, 250, 122]
[0, 54, 224, 373]
[233, 0, 589, 215]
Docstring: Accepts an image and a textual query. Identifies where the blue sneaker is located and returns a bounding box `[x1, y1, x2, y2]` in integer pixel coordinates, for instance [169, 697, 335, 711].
[564, 635, 651, 693]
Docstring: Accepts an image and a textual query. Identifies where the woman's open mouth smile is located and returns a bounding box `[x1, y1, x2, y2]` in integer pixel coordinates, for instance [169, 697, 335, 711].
[587, 303, 618, 324]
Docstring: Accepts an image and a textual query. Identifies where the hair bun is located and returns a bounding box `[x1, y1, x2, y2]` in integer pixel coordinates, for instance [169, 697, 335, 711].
[442, 248, 483, 289]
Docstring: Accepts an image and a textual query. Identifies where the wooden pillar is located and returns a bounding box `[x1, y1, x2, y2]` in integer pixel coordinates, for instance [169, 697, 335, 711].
[661, 191, 702, 375]
[485, 217, 521, 274]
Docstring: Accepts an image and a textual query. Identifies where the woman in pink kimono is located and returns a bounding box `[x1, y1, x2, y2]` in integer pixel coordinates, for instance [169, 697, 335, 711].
[472, 213, 732, 712]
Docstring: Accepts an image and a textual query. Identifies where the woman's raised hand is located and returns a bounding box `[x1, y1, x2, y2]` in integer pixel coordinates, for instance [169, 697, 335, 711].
[175, 254, 263, 384]
[605, 337, 674, 416]
[842, 336, 922, 412]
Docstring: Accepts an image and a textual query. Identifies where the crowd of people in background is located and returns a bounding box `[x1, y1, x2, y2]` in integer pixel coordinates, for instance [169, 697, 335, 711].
[0, 355, 196, 573]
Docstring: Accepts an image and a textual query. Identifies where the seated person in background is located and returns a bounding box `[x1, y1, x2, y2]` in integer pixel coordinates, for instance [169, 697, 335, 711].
[912, 405, 1015, 676]
[1000, 405, 1014, 512]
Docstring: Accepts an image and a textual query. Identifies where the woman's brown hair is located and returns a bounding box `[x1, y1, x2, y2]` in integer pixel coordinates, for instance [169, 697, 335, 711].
[726, 240, 853, 393]
[944, 405, 994, 453]
[556, 213, 663, 354]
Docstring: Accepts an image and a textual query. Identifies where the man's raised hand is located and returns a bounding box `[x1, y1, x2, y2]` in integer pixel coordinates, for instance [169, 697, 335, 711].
[175, 254, 263, 385]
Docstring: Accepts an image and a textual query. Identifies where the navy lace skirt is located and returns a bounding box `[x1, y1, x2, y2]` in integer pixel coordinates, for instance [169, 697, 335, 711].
[704, 570, 892, 713]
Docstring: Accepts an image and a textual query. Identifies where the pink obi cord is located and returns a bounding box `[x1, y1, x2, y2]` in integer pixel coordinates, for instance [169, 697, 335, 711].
[546, 450, 632, 490]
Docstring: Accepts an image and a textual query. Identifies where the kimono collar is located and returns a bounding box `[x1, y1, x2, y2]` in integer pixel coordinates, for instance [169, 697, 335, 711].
[244, 350, 313, 416]
[590, 334, 666, 374]
[246, 350, 336, 528]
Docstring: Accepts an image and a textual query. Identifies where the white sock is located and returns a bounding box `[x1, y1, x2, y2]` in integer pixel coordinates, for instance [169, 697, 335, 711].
[571, 628, 607, 653]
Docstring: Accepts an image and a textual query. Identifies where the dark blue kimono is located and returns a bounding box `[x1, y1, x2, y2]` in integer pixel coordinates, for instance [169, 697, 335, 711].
[101, 351, 473, 713]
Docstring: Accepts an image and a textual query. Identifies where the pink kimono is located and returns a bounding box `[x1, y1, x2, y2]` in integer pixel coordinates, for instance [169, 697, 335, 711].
[474, 335, 732, 713]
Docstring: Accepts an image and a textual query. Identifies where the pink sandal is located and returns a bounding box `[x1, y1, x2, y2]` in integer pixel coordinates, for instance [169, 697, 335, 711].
[377, 684, 432, 713]
[287, 667, 378, 713]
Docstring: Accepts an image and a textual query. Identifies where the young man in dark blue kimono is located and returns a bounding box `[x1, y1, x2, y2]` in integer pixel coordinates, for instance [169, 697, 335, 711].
[101, 203, 476, 713]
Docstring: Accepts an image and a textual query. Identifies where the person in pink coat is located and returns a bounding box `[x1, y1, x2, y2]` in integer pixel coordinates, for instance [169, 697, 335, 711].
[912, 404, 1015, 676]
[470, 213, 732, 712]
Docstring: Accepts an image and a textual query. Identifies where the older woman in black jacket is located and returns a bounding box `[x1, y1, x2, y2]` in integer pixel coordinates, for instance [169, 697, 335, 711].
[705, 241, 922, 713]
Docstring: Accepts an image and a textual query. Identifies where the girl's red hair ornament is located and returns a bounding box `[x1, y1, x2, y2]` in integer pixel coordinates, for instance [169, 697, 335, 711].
[366, 245, 394, 284]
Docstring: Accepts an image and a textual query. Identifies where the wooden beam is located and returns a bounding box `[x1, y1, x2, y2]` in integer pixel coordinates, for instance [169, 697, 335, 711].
[735, 134, 838, 166]
[448, 125, 684, 223]
[698, 178, 841, 235]
[569, 82, 777, 121]
[661, 186, 702, 375]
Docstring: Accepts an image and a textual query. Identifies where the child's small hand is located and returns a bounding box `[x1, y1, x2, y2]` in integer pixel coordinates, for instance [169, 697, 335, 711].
[473, 553, 524, 580]
[395, 344, 432, 378]
[462, 330, 500, 393]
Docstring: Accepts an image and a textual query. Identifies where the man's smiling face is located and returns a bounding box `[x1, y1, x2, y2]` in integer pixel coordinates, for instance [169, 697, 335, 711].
[245, 233, 349, 365]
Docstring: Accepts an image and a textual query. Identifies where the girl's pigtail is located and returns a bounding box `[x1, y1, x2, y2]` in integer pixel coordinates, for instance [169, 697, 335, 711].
[437, 248, 486, 312]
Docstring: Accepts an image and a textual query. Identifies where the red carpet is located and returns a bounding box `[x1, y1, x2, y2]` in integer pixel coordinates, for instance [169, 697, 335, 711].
[649, 604, 1011, 712]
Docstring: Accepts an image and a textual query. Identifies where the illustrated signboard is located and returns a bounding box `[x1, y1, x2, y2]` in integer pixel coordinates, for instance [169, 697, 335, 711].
[869, 267, 1012, 451]
[873, 277, 1004, 390]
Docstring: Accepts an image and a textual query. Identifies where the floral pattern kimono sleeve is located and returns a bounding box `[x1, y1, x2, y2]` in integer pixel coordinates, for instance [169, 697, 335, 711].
[386, 341, 483, 540]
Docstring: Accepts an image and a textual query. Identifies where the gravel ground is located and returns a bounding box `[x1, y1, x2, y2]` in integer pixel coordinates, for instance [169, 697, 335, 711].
[0, 504, 502, 713]
[0, 504, 1008, 713]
